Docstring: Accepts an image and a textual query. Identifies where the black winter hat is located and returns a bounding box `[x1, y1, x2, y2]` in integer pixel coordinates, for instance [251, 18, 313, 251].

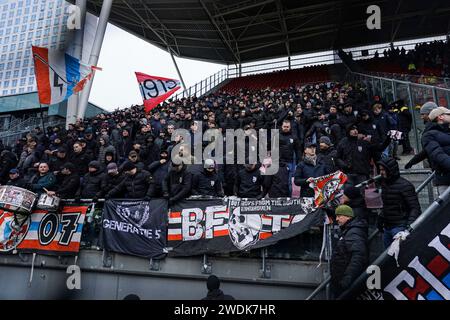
[88, 160, 101, 170]
[122, 161, 137, 172]
[62, 162, 76, 172]
[207, 275, 220, 291]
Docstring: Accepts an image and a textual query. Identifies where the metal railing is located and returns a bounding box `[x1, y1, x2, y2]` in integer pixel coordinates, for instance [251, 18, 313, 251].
[306, 169, 436, 300]
[347, 71, 450, 153]
[172, 68, 228, 100]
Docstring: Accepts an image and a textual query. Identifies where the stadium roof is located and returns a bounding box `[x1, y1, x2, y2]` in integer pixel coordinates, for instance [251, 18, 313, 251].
[85, 0, 450, 64]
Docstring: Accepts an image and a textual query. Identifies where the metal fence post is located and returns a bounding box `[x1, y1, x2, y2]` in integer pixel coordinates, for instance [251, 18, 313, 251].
[380, 79, 384, 99]
[392, 80, 397, 100]
[432, 87, 438, 104]
[407, 83, 420, 152]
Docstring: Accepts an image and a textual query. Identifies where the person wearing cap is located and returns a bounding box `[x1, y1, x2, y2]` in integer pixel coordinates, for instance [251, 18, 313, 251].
[202, 275, 235, 300]
[147, 150, 170, 198]
[377, 157, 421, 248]
[192, 159, 224, 197]
[419, 101, 438, 123]
[330, 205, 368, 298]
[317, 135, 337, 172]
[106, 162, 152, 199]
[78, 160, 105, 199]
[46, 163, 80, 199]
[6, 168, 27, 188]
[119, 150, 145, 172]
[99, 162, 124, 199]
[294, 142, 330, 197]
[337, 102, 357, 131]
[162, 156, 193, 205]
[421, 106, 450, 195]
[404, 102, 439, 169]
[48, 146, 69, 174]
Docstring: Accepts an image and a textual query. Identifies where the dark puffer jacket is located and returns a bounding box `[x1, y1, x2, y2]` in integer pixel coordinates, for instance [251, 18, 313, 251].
[56, 172, 80, 198]
[107, 169, 151, 199]
[378, 158, 422, 228]
[162, 164, 192, 203]
[263, 163, 290, 198]
[80, 170, 105, 198]
[330, 218, 368, 295]
[422, 123, 450, 186]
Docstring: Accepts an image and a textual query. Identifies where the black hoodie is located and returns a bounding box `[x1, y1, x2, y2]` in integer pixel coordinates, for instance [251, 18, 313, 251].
[377, 158, 421, 228]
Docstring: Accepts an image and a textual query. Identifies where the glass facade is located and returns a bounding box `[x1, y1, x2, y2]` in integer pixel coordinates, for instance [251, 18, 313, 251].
[0, 0, 69, 96]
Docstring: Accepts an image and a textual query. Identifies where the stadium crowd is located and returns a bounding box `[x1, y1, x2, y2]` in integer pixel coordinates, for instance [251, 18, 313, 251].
[1, 79, 449, 297]
[0, 81, 417, 202]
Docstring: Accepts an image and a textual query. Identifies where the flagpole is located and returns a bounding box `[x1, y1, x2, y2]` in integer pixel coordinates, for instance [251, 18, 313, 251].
[39, 103, 46, 134]
[168, 48, 187, 96]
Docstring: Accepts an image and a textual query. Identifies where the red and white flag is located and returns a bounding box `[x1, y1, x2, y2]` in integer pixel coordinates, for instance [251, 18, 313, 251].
[135, 72, 181, 112]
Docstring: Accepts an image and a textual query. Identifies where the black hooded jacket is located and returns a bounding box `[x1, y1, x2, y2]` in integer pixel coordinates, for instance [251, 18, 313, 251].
[330, 218, 368, 295]
[202, 289, 235, 300]
[378, 158, 421, 228]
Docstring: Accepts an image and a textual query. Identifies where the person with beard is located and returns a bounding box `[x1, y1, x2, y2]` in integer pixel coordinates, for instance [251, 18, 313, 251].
[162, 157, 192, 205]
[46, 163, 80, 199]
[99, 162, 124, 199]
[0, 149, 18, 184]
[404, 102, 438, 169]
[377, 158, 421, 248]
[317, 136, 337, 172]
[147, 150, 170, 198]
[6, 168, 27, 188]
[69, 141, 92, 176]
[422, 107, 450, 194]
[294, 142, 329, 197]
[278, 120, 302, 195]
[234, 163, 264, 199]
[78, 161, 105, 199]
[192, 159, 224, 197]
[330, 205, 368, 298]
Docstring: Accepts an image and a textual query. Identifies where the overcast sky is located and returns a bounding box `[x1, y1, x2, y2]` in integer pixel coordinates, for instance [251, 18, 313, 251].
[89, 22, 224, 111]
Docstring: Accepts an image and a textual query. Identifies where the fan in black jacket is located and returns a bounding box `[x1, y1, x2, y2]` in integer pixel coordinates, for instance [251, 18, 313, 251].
[377, 157, 421, 248]
[47, 163, 80, 199]
[331, 205, 368, 298]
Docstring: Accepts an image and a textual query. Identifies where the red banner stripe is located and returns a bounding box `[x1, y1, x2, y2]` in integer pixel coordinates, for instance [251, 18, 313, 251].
[32, 46, 51, 104]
